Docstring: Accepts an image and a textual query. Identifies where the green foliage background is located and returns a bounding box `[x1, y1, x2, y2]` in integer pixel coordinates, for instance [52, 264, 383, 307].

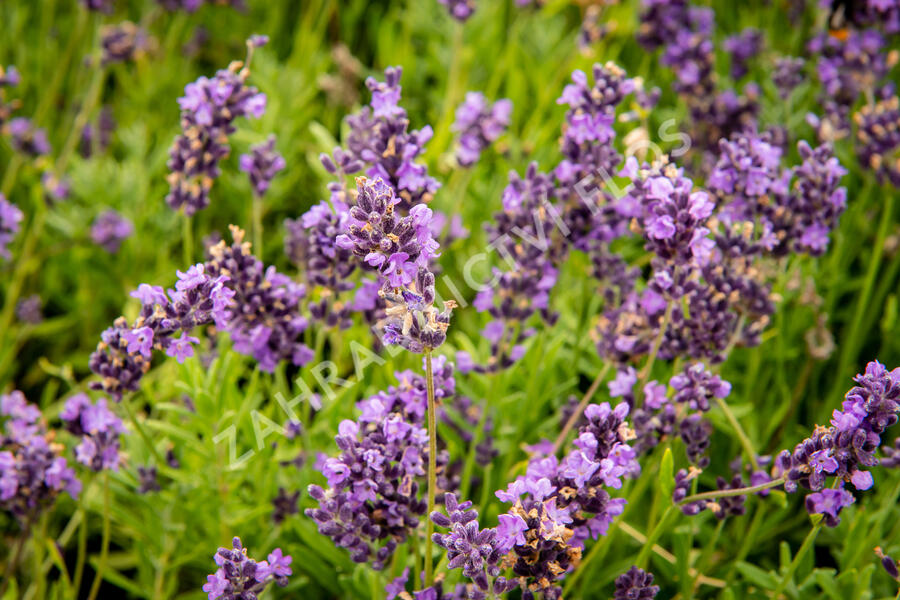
[1, 0, 899, 598]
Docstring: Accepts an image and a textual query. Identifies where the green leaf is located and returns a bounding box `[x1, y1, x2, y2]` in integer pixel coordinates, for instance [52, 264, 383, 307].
[660, 448, 675, 500]
[813, 568, 843, 600]
[735, 561, 778, 590]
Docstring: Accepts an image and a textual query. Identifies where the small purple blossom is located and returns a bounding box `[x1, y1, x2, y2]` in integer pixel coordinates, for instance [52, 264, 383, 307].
[91, 210, 134, 253]
[239, 135, 285, 196]
[452, 92, 512, 166]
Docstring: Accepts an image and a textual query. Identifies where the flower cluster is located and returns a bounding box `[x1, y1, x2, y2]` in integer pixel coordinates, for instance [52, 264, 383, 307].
[430, 494, 518, 599]
[614, 566, 660, 600]
[166, 49, 266, 215]
[91, 209, 134, 253]
[16, 294, 42, 324]
[285, 205, 357, 328]
[307, 357, 489, 569]
[344, 66, 439, 210]
[0, 193, 23, 260]
[483, 400, 638, 596]
[41, 171, 71, 203]
[239, 135, 285, 197]
[8, 117, 51, 157]
[723, 28, 762, 80]
[451, 92, 511, 166]
[775, 361, 899, 526]
[205, 226, 313, 371]
[202, 537, 291, 600]
[639, 0, 759, 153]
[157, 0, 245, 14]
[470, 165, 561, 371]
[285, 148, 363, 330]
[337, 177, 452, 352]
[306, 408, 430, 569]
[854, 95, 900, 186]
[89, 263, 234, 398]
[80, 0, 113, 11]
[773, 57, 805, 99]
[709, 131, 847, 257]
[60, 394, 125, 472]
[1, 391, 80, 523]
[556, 65, 638, 275]
[806, 30, 894, 140]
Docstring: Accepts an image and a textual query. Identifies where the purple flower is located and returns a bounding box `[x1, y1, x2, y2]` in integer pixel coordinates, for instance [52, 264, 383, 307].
[165, 332, 199, 363]
[385, 568, 409, 600]
[805, 485, 855, 522]
[100, 21, 150, 64]
[438, 0, 475, 21]
[809, 449, 838, 474]
[452, 92, 512, 166]
[344, 67, 439, 211]
[202, 537, 291, 599]
[124, 327, 154, 358]
[91, 210, 133, 253]
[130, 284, 168, 307]
[778, 361, 899, 526]
[614, 566, 660, 599]
[1, 392, 80, 522]
[239, 135, 285, 196]
[0, 194, 23, 260]
[8, 117, 51, 157]
[167, 42, 267, 215]
[256, 548, 292, 580]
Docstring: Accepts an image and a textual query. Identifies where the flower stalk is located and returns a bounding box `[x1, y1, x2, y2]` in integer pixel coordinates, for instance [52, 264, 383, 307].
[424, 349, 437, 589]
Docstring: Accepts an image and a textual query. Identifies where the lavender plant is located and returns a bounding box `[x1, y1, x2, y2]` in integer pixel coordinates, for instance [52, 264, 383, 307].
[4, 2, 900, 599]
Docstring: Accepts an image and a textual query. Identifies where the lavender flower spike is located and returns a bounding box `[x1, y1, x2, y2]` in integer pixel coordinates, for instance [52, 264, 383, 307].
[202, 536, 291, 600]
[166, 44, 266, 215]
[239, 135, 285, 197]
[337, 177, 454, 352]
[452, 92, 511, 167]
[91, 209, 134, 253]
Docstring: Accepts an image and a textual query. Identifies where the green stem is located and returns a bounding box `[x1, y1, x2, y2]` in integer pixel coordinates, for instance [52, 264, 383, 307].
[121, 394, 165, 464]
[0, 522, 29, 599]
[679, 476, 785, 505]
[87, 474, 111, 600]
[639, 302, 674, 391]
[58, 63, 107, 173]
[32, 516, 45, 600]
[72, 507, 88, 596]
[715, 395, 760, 471]
[771, 518, 823, 599]
[0, 155, 23, 197]
[0, 203, 46, 366]
[252, 192, 263, 259]
[423, 350, 437, 589]
[689, 519, 724, 595]
[552, 362, 611, 455]
[182, 213, 194, 266]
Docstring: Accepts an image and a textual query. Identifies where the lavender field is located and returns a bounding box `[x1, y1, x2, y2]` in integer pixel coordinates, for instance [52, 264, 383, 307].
[1, 0, 900, 598]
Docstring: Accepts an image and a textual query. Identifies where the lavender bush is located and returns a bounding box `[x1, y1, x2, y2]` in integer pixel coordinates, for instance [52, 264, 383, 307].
[1, 1, 900, 599]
